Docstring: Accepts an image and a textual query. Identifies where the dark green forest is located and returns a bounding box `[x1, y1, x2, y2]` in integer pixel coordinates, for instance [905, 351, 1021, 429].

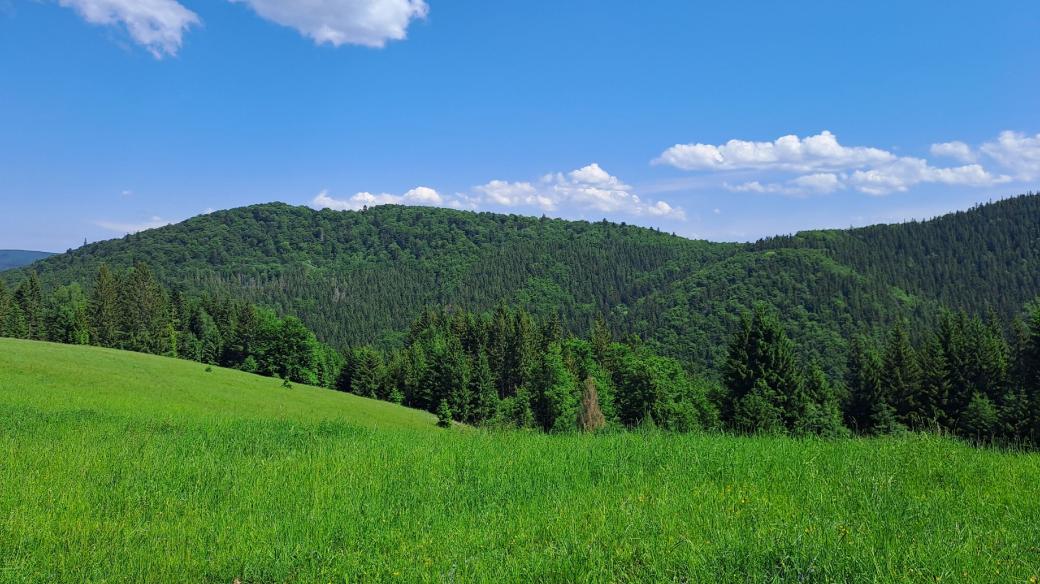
[2, 260, 1039, 445]
[6, 194, 1039, 381]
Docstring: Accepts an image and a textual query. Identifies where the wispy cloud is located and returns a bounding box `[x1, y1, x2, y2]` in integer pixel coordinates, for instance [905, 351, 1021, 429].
[56, 0, 199, 58]
[94, 215, 172, 234]
[55, 0, 427, 57]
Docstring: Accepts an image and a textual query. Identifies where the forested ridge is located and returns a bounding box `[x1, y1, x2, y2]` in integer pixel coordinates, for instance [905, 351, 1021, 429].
[0, 250, 53, 271]
[4, 192, 1040, 379]
[2, 263, 1039, 445]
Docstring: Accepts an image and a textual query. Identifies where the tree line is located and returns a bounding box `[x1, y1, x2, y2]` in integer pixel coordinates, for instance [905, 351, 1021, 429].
[0, 263, 341, 388]
[2, 263, 1039, 444]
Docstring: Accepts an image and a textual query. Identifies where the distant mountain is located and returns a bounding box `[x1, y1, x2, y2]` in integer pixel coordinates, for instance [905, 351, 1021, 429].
[0, 250, 53, 271]
[4, 193, 1040, 376]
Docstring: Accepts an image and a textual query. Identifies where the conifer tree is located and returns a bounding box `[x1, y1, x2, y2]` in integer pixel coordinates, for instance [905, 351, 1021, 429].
[45, 284, 90, 345]
[117, 263, 171, 355]
[795, 361, 847, 437]
[350, 347, 386, 398]
[0, 281, 10, 337]
[469, 352, 498, 424]
[532, 342, 578, 432]
[882, 320, 923, 427]
[722, 304, 804, 433]
[14, 272, 44, 340]
[590, 315, 611, 361]
[436, 399, 453, 428]
[917, 333, 952, 429]
[845, 335, 900, 434]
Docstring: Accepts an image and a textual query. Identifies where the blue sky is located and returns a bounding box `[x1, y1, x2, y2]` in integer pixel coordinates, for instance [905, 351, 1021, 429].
[1, 0, 1038, 251]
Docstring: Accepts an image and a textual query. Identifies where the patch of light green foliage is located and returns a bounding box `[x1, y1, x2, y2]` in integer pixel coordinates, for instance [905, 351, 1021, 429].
[1, 339, 1039, 582]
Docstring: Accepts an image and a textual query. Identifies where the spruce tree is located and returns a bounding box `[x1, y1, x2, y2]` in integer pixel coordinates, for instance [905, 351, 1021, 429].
[0, 281, 10, 337]
[722, 304, 804, 433]
[14, 272, 44, 340]
[882, 320, 923, 428]
[350, 347, 386, 399]
[469, 352, 498, 424]
[795, 361, 847, 437]
[917, 333, 952, 430]
[436, 399, 453, 428]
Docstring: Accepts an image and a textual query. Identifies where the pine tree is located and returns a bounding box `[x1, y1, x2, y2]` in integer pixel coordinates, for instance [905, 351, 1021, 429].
[117, 263, 171, 355]
[14, 272, 44, 340]
[882, 320, 923, 428]
[469, 352, 498, 424]
[436, 399, 453, 428]
[532, 342, 577, 432]
[590, 315, 612, 361]
[795, 361, 847, 437]
[917, 333, 952, 430]
[0, 281, 11, 337]
[350, 347, 385, 398]
[722, 304, 805, 433]
[845, 335, 901, 434]
[960, 392, 998, 441]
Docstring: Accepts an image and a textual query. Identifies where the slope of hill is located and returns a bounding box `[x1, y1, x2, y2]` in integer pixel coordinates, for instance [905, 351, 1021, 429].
[0, 249, 53, 271]
[2, 339, 1038, 581]
[0, 338, 436, 429]
[4, 193, 1040, 375]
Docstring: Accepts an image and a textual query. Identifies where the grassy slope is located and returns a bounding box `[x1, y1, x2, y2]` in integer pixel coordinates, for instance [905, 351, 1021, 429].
[2, 340, 1040, 582]
[0, 338, 436, 429]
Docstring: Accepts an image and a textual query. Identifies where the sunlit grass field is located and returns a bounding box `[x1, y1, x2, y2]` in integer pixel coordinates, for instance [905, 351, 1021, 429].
[2, 338, 1039, 582]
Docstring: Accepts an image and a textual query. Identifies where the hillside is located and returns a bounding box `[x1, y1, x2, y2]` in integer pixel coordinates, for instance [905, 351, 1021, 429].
[0, 250, 53, 271]
[2, 339, 1038, 581]
[0, 338, 436, 429]
[5, 193, 1040, 375]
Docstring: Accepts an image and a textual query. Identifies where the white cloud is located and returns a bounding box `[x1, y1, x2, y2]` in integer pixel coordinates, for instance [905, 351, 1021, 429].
[230, 0, 428, 48]
[476, 163, 686, 220]
[930, 141, 976, 163]
[979, 131, 1040, 180]
[654, 131, 894, 172]
[312, 185, 446, 211]
[475, 180, 541, 207]
[849, 158, 1009, 196]
[57, 0, 199, 58]
[726, 172, 844, 196]
[791, 173, 843, 193]
[664, 130, 1023, 197]
[95, 216, 172, 233]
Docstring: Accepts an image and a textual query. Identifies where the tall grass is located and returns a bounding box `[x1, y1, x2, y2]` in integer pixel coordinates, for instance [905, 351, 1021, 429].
[2, 339, 1039, 582]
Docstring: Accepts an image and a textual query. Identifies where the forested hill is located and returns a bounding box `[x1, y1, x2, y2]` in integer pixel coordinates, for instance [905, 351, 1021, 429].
[755, 192, 1040, 317]
[5, 193, 1040, 375]
[6, 204, 733, 350]
[0, 250, 53, 271]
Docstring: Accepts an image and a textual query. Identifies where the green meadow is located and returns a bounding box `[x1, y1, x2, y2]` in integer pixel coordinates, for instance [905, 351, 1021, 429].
[2, 338, 1039, 583]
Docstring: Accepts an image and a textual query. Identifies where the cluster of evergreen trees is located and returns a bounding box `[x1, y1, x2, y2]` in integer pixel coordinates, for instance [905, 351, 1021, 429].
[336, 305, 717, 432]
[0, 264, 341, 387]
[845, 309, 1040, 443]
[714, 302, 1040, 444]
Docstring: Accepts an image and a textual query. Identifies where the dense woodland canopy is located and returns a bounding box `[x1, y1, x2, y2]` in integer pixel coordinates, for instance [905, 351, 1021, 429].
[2, 262, 1039, 445]
[7, 193, 1038, 380]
